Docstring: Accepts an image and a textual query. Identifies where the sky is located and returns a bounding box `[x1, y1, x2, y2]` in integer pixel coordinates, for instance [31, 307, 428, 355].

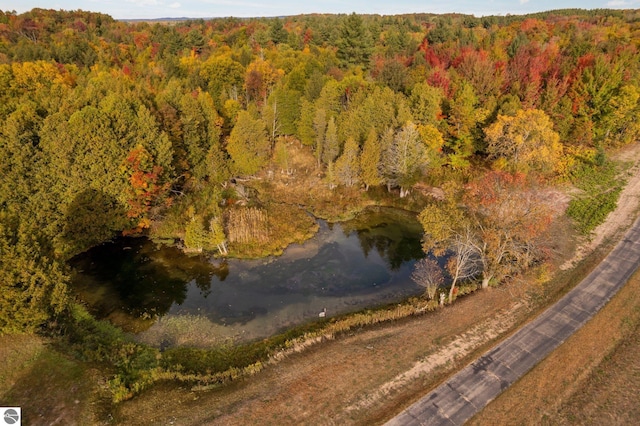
[0, 0, 638, 20]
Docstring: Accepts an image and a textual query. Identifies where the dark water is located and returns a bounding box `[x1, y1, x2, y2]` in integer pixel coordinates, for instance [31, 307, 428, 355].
[70, 207, 424, 346]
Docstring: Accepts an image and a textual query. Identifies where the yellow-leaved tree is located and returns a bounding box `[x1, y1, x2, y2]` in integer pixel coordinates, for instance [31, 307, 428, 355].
[484, 108, 562, 174]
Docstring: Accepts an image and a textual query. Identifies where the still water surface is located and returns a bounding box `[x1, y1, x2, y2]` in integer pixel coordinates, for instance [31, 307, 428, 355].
[70, 207, 424, 347]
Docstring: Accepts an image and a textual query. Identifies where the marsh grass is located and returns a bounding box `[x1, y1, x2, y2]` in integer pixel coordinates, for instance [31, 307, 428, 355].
[227, 202, 319, 258]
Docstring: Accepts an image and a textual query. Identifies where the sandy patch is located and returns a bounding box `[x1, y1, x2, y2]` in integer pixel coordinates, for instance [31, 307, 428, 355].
[344, 301, 524, 416]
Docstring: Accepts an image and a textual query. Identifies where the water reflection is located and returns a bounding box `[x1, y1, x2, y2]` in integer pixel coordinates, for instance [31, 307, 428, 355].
[70, 207, 424, 345]
[69, 239, 228, 327]
[343, 207, 425, 269]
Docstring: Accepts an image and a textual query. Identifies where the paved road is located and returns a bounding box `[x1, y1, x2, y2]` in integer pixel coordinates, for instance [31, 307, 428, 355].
[386, 217, 640, 426]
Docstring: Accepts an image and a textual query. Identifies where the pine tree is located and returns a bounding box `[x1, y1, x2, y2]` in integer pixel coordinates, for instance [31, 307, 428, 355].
[337, 13, 372, 67]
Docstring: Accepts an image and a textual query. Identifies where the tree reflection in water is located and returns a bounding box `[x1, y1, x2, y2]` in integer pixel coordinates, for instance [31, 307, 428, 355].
[70, 207, 425, 340]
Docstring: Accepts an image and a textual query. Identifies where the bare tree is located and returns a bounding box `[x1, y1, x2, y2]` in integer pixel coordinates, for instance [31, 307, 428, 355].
[446, 228, 481, 303]
[411, 258, 444, 300]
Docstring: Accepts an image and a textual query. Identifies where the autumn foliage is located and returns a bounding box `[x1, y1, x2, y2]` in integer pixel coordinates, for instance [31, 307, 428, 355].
[0, 7, 639, 330]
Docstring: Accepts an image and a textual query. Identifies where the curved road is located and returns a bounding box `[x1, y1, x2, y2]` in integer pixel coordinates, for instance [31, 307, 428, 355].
[386, 217, 640, 426]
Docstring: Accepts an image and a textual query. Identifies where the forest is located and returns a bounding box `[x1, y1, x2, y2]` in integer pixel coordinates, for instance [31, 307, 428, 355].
[1, 7, 640, 404]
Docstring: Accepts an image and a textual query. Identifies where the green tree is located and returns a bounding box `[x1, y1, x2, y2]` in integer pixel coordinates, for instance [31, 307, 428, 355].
[409, 82, 444, 126]
[304, 70, 325, 101]
[360, 128, 383, 190]
[209, 217, 228, 255]
[0, 216, 69, 334]
[377, 60, 408, 93]
[199, 55, 245, 109]
[446, 80, 481, 167]
[383, 122, 429, 197]
[184, 215, 207, 252]
[178, 91, 224, 182]
[0, 101, 40, 212]
[264, 86, 301, 139]
[227, 110, 270, 175]
[337, 13, 372, 67]
[322, 116, 339, 165]
[269, 18, 288, 45]
[600, 84, 640, 147]
[312, 107, 327, 166]
[296, 98, 315, 147]
[339, 86, 402, 145]
[335, 136, 361, 187]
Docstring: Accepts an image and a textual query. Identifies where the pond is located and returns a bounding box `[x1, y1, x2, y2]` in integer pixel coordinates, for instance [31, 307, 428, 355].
[69, 207, 425, 347]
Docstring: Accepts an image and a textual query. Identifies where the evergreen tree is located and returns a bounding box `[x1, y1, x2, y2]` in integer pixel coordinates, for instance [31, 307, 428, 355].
[269, 18, 288, 45]
[360, 128, 383, 190]
[313, 107, 328, 165]
[297, 99, 315, 147]
[209, 217, 228, 255]
[184, 215, 207, 252]
[336, 13, 372, 67]
[227, 110, 270, 175]
[335, 137, 361, 187]
[0, 216, 69, 333]
[322, 116, 339, 165]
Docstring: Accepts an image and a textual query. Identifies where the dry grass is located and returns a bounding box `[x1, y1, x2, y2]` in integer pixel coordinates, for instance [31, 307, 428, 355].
[252, 139, 424, 222]
[0, 335, 98, 426]
[0, 334, 45, 397]
[227, 202, 318, 257]
[549, 306, 640, 424]
[470, 253, 640, 425]
[112, 281, 532, 425]
[4, 142, 639, 425]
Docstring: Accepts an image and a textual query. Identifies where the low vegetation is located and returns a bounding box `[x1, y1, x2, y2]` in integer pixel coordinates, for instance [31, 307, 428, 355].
[0, 6, 639, 421]
[567, 158, 627, 234]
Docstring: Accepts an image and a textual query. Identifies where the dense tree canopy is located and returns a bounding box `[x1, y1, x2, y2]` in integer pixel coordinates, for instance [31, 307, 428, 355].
[1, 7, 639, 330]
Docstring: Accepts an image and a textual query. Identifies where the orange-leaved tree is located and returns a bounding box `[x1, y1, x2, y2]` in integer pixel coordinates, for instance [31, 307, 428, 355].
[419, 171, 554, 299]
[124, 145, 170, 230]
[463, 171, 554, 289]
